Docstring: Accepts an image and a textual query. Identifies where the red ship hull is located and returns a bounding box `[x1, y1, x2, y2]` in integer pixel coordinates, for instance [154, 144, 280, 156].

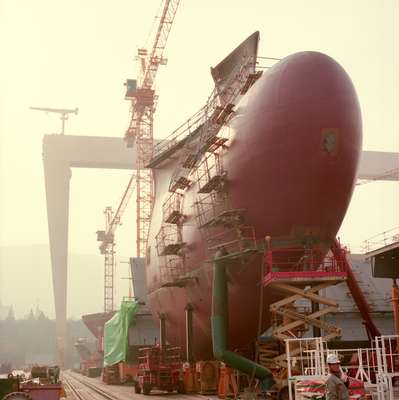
[146, 51, 362, 359]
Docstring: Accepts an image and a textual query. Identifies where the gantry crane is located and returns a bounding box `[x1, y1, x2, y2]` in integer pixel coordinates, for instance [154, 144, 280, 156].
[30, 106, 78, 134]
[357, 167, 399, 185]
[96, 174, 136, 313]
[124, 0, 180, 258]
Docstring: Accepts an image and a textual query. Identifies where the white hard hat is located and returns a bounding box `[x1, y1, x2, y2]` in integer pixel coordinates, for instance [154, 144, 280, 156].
[326, 354, 340, 364]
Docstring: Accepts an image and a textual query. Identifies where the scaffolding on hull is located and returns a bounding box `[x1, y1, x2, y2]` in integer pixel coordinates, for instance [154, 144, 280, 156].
[152, 52, 278, 287]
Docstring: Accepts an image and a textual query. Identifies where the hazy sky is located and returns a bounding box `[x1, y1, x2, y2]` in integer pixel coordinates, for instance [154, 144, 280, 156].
[0, 0, 398, 317]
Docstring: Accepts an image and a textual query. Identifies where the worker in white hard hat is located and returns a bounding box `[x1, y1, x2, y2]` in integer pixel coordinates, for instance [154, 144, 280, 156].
[325, 354, 349, 400]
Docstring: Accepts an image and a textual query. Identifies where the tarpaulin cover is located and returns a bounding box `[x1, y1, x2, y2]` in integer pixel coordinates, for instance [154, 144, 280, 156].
[103, 300, 138, 367]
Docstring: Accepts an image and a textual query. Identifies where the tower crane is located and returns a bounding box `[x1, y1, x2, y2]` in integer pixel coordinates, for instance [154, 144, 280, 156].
[97, 174, 136, 313]
[29, 106, 78, 135]
[124, 0, 180, 258]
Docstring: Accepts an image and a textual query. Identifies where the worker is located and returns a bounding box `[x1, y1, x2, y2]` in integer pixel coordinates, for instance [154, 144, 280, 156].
[47, 366, 60, 384]
[325, 354, 349, 400]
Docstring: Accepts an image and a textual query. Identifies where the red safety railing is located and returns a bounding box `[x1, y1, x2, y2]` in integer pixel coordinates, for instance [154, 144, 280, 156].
[263, 246, 347, 286]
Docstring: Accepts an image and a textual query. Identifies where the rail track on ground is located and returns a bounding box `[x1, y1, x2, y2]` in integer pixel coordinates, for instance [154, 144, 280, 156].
[63, 372, 129, 400]
[63, 371, 210, 400]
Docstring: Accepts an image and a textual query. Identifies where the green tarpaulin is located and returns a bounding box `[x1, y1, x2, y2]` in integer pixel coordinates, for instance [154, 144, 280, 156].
[103, 300, 139, 367]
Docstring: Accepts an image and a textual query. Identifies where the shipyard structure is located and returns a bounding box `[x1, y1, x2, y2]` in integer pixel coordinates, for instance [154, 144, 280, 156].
[39, 6, 399, 400]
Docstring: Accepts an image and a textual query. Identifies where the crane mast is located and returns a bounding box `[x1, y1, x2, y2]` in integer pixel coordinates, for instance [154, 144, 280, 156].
[97, 174, 136, 312]
[124, 0, 180, 258]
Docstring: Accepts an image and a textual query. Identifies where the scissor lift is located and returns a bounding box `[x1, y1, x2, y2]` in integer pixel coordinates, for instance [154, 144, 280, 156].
[263, 244, 348, 368]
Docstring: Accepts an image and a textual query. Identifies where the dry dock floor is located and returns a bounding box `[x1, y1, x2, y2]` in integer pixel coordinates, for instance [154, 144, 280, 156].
[63, 371, 214, 400]
[64, 371, 399, 400]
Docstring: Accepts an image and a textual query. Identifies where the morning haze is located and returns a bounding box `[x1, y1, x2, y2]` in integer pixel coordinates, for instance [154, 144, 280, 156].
[0, 0, 398, 318]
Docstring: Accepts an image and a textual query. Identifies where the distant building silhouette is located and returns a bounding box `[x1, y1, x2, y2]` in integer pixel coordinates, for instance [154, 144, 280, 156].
[0, 301, 11, 320]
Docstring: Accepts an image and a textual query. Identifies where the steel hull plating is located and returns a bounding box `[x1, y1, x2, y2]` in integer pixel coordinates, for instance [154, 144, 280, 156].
[146, 51, 362, 359]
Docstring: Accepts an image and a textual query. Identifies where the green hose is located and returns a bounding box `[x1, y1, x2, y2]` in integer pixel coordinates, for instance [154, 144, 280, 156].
[211, 248, 274, 390]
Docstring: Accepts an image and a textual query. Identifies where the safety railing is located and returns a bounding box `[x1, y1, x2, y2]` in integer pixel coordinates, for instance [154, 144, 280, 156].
[151, 90, 218, 161]
[285, 336, 399, 400]
[155, 224, 185, 256]
[285, 337, 384, 400]
[150, 55, 268, 163]
[160, 256, 187, 285]
[263, 246, 347, 285]
[255, 56, 281, 70]
[374, 335, 399, 399]
[162, 192, 184, 224]
[286, 337, 327, 379]
[361, 226, 399, 254]
[194, 192, 228, 228]
[196, 152, 225, 194]
[206, 225, 257, 256]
